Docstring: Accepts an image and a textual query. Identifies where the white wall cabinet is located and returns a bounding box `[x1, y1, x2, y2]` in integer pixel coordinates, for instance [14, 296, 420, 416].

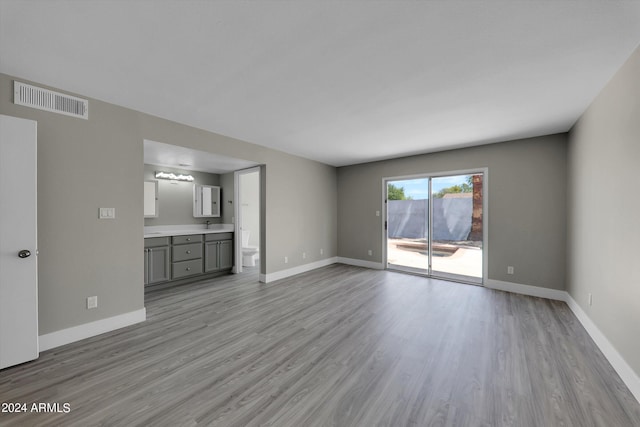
[144, 180, 158, 218]
[193, 184, 220, 218]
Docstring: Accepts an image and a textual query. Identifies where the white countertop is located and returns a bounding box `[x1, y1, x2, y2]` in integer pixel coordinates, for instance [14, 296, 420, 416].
[144, 224, 234, 238]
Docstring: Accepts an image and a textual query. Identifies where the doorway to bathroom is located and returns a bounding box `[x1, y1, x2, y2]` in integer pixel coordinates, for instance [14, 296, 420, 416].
[384, 169, 486, 285]
[235, 167, 261, 275]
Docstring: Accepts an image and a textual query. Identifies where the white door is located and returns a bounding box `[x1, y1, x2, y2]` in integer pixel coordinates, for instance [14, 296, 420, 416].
[0, 114, 38, 369]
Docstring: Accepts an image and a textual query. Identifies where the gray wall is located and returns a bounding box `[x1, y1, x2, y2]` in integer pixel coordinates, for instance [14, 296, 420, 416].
[144, 164, 223, 226]
[0, 73, 338, 335]
[567, 46, 640, 377]
[337, 134, 567, 290]
[0, 75, 144, 334]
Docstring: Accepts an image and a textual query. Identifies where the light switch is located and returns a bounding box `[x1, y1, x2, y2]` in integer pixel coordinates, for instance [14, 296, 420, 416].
[99, 208, 115, 219]
[87, 296, 98, 309]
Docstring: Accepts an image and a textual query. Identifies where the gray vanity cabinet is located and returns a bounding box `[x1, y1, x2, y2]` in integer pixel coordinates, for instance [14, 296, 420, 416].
[144, 237, 170, 285]
[171, 235, 203, 279]
[219, 240, 233, 270]
[145, 232, 233, 286]
[204, 240, 220, 272]
[205, 232, 233, 273]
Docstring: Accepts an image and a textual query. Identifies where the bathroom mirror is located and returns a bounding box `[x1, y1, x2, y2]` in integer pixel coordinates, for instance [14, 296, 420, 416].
[193, 184, 220, 218]
[144, 180, 158, 217]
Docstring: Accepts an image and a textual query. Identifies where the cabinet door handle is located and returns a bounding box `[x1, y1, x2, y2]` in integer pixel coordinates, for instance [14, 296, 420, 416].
[186, 250, 191, 254]
[186, 238, 191, 241]
[186, 267, 191, 271]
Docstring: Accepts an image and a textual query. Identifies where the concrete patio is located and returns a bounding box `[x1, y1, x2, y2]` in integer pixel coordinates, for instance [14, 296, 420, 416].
[387, 238, 483, 279]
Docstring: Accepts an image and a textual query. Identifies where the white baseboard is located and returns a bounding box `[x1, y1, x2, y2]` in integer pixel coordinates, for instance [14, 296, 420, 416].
[485, 279, 567, 301]
[564, 294, 640, 403]
[39, 308, 146, 352]
[262, 257, 338, 283]
[485, 278, 639, 403]
[336, 257, 384, 270]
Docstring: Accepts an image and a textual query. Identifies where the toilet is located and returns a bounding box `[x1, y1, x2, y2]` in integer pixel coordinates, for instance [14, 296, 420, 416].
[241, 230, 259, 267]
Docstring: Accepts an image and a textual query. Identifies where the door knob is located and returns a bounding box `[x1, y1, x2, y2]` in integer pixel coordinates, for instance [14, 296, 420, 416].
[18, 250, 31, 258]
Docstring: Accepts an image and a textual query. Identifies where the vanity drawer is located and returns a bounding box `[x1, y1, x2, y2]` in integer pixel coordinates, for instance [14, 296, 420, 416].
[144, 237, 169, 248]
[172, 234, 203, 245]
[172, 242, 202, 262]
[205, 232, 233, 241]
[171, 259, 203, 279]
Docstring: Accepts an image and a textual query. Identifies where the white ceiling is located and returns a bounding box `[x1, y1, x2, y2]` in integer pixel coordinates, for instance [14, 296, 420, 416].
[1, 1, 639, 167]
[144, 140, 258, 174]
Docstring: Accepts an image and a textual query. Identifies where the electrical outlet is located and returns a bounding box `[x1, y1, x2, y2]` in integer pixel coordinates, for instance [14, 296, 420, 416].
[507, 266, 514, 275]
[376, 210, 380, 217]
[87, 296, 98, 309]
[368, 249, 373, 256]
[588, 293, 593, 306]
[302, 252, 306, 259]
[284, 256, 288, 264]
[320, 248, 324, 255]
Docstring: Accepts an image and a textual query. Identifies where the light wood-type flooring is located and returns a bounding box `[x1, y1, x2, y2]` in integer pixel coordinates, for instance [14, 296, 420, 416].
[1, 264, 639, 426]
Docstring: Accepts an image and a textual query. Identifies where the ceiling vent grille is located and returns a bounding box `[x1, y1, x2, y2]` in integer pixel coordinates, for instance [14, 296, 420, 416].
[14, 81, 88, 119]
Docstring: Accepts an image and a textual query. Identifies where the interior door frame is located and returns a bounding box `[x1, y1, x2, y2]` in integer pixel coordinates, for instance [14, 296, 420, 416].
[381, 167, 489, 286]
[233, 166, 262, 275]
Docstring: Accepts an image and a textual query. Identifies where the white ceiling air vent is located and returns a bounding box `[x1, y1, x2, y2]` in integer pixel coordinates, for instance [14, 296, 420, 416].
[14, 81, 88, 119]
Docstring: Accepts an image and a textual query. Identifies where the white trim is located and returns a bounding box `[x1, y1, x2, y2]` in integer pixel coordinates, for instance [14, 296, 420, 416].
[233, 169, 241, 274]
[262, 258, 338, 283]
[564, 294, 640, 403]
[485, 279, 567, 301]
[381, 175, 392, 273]
[39, 308, 146, 352]
[234, 166, 262, 276]
[337, 257, 384, 270]
[481, 169, 488, 286]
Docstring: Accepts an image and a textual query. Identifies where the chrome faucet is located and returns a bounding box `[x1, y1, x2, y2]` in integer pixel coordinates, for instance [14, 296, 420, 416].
[205, 220, 211, 229]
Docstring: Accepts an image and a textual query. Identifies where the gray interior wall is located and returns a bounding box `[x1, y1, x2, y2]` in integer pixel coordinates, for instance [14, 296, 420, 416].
[0, 73, 338, 335]
[143, 164, 222, 226]
[337, 134, 567, 290]
[0, 75, 144, 334]
[567, 46, 640, 376]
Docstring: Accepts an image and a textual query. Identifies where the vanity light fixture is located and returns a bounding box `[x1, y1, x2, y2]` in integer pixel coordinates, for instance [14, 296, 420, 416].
[155, 171, 194, 182]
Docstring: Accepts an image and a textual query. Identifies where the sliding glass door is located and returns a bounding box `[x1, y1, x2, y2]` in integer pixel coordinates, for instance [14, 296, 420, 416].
[386, 177, 430, 274]
[386, 172, 484, 285]
[430, 174, 483, 284]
